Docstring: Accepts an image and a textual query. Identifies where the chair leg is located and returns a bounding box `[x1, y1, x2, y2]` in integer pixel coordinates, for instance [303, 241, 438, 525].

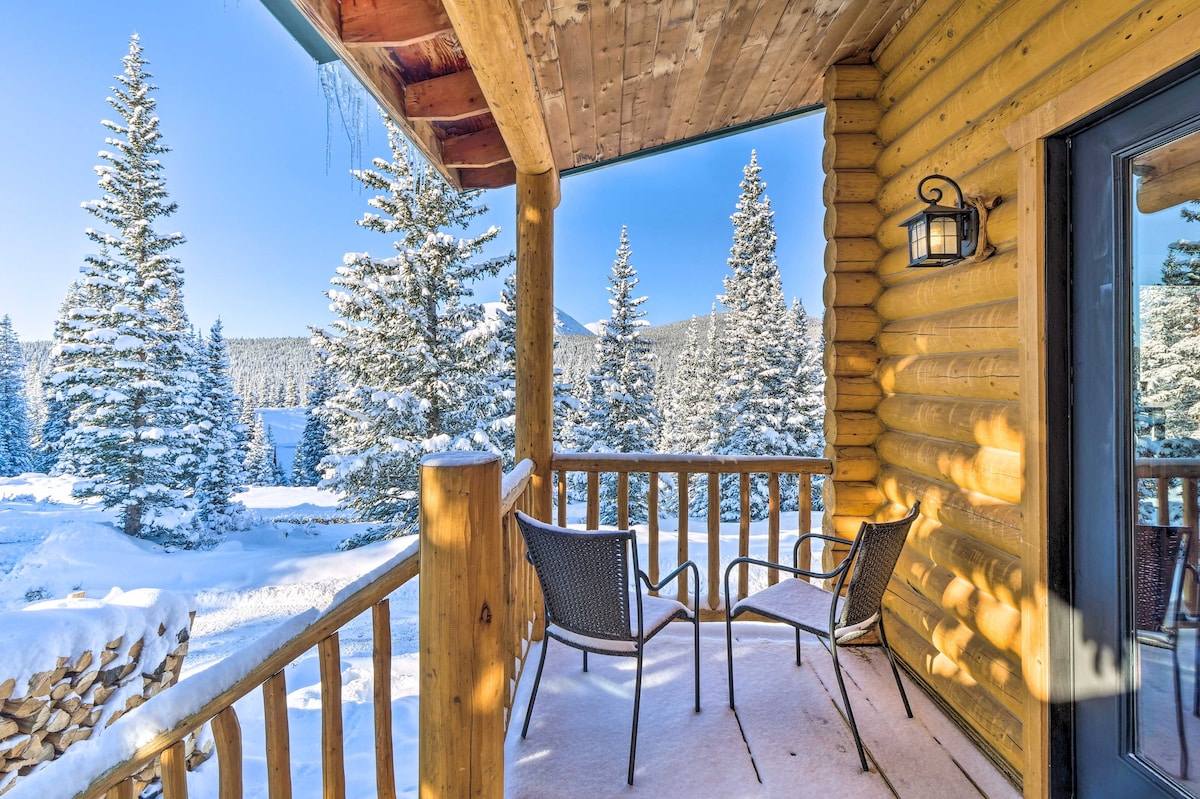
[1194, 627, 1199, 717]
[796, 627, 802, 667]
[1174, 643, 1189, 779]
[521, 636, 551, 739]
[583, 651, 588, 672]
[877, 617, 913, 718]
[693, 612, 701, 713]
[726, 607, 737, 710]
[628, 649, 644, 785]
[831, 640, 869, 772]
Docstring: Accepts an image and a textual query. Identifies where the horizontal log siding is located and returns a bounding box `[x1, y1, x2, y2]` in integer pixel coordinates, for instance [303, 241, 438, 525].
[857, 0, 1200, 783]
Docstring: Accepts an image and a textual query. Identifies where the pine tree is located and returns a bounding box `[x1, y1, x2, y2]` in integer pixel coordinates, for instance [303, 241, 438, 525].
[51, 36, 197, 538]
[710, 151, 802, 519]
[194, 320, 248, 534]
[783, 298, 825, 511]
[292, 360, 335, 486]
[0, 316, 34, 476]
[562, 226, 659, 523]
[317, 113, 511, 544]
[487, 272, 574, 470]
[244, 415, 286, 486]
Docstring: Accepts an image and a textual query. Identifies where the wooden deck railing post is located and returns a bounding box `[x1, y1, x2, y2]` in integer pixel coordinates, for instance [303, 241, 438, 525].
[419, 452, 504, 799]
[516, 169, 559, 523]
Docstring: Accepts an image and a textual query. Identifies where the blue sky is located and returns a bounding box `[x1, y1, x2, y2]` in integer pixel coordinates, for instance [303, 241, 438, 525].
[0, 2, 830, 342]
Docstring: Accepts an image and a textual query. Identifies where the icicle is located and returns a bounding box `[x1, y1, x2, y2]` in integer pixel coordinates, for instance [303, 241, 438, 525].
[317, 61, 370, 174]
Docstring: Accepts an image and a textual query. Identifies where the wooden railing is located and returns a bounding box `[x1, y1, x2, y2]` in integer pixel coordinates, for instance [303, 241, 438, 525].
[551, 452, 833, 617]
[1137, 457, 1200, 610]
[19, 459, 536, 799]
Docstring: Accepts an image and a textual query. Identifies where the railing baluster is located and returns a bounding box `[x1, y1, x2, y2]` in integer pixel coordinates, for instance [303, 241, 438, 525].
[799, 474, 813, 576]
[319, 634, 346, 799]
[372, 601, 397, 799]
[647, 472, 660, 592]
[707, 472, 720, 610]
[768, 473, 781, 585]
[556, 470, 567, 527]
[161, 741, 188, 799]
[263, 672, 292, 799]
[587, 471, 600, 529]
[212, 706, 243, 799]
[617, 471, 630, 530]
[1158, 477, 1170, 525]
[739, 474, 751, 601]
[106, 779, 135, 799]
[678, 473, 689, 602]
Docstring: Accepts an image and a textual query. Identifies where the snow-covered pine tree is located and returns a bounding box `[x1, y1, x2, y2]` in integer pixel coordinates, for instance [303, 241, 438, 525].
[0, 316, 34, 476]
[710, 151, 801, 519]
[51, 36, 197, 538]
[194, 320, 248, 535]
[783, 298, 825, 511]
[316, 113, 511, 545]
[292, 360, 335, 486]
[244, 415, 286, 486]
[1141, 201, 1200, 438]
[562, 226, 659, 523]
[487, 272, 575, 470]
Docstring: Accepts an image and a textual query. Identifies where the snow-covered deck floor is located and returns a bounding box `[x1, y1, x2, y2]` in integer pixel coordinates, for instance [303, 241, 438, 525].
[506, 622, 1020, 798]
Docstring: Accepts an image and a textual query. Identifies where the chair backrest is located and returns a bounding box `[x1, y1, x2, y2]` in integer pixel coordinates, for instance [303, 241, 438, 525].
[516, 511, 637, 642]
[1134, 524, 1190, 634]
[837, 502, 921, 632]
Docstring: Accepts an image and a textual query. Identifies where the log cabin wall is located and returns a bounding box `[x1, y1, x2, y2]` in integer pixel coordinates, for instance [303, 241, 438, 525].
[822, 0, 1200, 784]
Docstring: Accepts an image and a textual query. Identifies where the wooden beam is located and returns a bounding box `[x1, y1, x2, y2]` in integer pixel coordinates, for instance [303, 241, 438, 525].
[341, 0, 453, 48]
[404, 70, 490, 121]
[419, 452, 504, 798]
[439, 0, 556, 175]
[515, 169, 559, 522]
[460, 162, 518, 190]
[443, 128, 513, 169]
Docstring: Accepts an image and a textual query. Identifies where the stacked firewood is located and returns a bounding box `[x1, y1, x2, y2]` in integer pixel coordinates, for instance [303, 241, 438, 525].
[0, 616, 196, 795]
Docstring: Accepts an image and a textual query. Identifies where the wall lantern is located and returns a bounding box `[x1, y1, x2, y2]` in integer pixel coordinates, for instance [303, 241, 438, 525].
[899, 174, 980, 267]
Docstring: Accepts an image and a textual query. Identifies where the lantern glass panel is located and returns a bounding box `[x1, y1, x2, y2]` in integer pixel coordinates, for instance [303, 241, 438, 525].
[929, 215, 959, 257]
[909, 217, 927, 261]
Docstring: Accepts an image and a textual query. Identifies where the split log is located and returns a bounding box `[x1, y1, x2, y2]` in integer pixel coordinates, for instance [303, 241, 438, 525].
[878, 465, 1022, 556]
[72, 669, 98, 694]
[876, 430, 1021, 505]
[0, 718, 17, 740]
[45, 727, 92, 754]
[42, 709, 69, 734]
[877, 351, 1020, 402]
[14, 706, 49, 735]
[2, 697, 44, 719]
[0, 680, 13, 703]
[1, 733, 31, 758]
[876, 394, 1021, 450]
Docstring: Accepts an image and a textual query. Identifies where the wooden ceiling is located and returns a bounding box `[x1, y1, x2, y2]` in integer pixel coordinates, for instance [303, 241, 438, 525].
[284, 0, 920, 190]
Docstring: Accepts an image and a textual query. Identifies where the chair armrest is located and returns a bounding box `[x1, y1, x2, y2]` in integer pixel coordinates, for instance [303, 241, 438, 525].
[724, 555, 848, 585]
[793, 533, 854, 570]
[639, 560, 700, 593]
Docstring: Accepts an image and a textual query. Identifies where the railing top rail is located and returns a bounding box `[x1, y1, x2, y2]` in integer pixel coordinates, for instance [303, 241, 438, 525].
[1136, 457, 1200, 478]
[31, 540, 420, 799]
[551, 452, 833, 475]
[501, 458, 535, 513]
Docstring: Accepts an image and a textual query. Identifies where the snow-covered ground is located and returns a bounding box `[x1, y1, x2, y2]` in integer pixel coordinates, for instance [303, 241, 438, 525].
[0, 473, 822, 797]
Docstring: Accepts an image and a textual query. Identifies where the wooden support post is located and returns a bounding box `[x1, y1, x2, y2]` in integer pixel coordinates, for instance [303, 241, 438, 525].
[212, 706, 244, 799]
[768, 474, 781, 585]
[648, 472, 660, 591]
[263, 672, 292, 799]
[106, 780, 135, 799]
[516, 169, 560, 522]
[707, 473, 720, 610]
[373, 601, 397, 799]
[678, 475, 690, 602]
[319, 633, 346, 799]
[419, 452, 504, 799]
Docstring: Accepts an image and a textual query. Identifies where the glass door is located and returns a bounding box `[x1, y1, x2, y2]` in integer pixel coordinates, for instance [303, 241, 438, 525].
[1069, 67, 1200, 797]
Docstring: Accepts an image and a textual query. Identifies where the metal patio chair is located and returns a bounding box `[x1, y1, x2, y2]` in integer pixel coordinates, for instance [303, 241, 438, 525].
[515, 511, 700, 785]
[724, 501, 921, 772]
[1134, 523, 1194, 779]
